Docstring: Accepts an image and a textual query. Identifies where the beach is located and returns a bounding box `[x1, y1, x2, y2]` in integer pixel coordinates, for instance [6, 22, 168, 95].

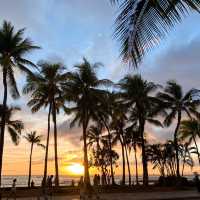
[2, 190, 200, 200]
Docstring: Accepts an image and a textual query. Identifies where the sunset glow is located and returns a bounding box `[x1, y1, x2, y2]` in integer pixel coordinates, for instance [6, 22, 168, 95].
[65, 163, 84, 175]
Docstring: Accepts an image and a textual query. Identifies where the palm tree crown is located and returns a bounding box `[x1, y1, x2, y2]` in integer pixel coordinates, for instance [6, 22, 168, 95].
[112, 0, 200, 67]
[0, 105, 23, 145]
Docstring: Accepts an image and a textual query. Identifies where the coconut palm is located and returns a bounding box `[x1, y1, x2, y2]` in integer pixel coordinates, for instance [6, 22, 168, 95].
[64, 58, 111, 187]
[110, 101, 128, 185]
[119, 74, 163, 185]
[0, 105, 24, 145]
[0, 20, 39, 185]
[87, 124, 103, 151]
[179, 119, 200, 164]
[24, 131, 45, 187]
[111, 0, 200, 67]
[97, 92, 116, 185]
[23, 61, 68, 187]
[157, 80, 200, 177]
[179, 142, 195, 176]
[125, 125, 142, 185]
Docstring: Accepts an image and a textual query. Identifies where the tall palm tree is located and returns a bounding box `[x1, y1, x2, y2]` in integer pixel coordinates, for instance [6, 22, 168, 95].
[119, 74, 163, 185]
[64, 58, 111, 188]
[0, 20, 39, 185]
[24, 131, 45, 187]
[23, 61, 68, 187]
[125, 126, 142, 185]
[111, 0, 200, 67]
[179, 119, 200, 164]
[157, 80, 200, 177]
[110, 100, 128, 185]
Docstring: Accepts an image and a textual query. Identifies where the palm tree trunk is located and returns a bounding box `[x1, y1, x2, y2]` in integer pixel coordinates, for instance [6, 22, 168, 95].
[52, 100, 59, 186]
[119, 136, 126, 185]
[104, 123, 115, 185]
[139, 118, 148, 186]
[134, 144, 139, 185]
[83, 122, 90, 186]
[174, 111, 181, 177]
[192, 135, 200, 164]
[124, 143, 131, 185]
[28, 143, 34, 187]
[43, 104, 52, 186]
[182, 156, 186, 177]
[0, 68, 8, 186]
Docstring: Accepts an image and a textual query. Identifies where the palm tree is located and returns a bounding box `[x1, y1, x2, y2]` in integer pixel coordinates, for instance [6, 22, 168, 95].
[179, 142, 195, 176]
[87, 124, 102, 151]
[157, 80, 200, 177]
[119, 74, 163, 185]
[64, 58, 111, 188]
[111, 0, 200, 67]
[179, 119, 200, 164]
[97, 92, 116, 185]
[125, 126, 142, 185]
[110, 100, 128, 185]
[0, 105, 24, 145]
[24, 131, 45, 187]
[24, 61, 68, 187]
[0, 20, 39, 185]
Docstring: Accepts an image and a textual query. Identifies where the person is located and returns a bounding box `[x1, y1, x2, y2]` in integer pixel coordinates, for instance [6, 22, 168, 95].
[79, 176, 84, 200]
[107, 174, 110, 185]
[71, 179, 75, 187]
[194, 172, 200, 192]
[93, 174, 97, 186]
[49, 175, 53, 188]
[97, 174, 100, 185]
[7, 179, 17, 200]
[31, 180, 35, 188]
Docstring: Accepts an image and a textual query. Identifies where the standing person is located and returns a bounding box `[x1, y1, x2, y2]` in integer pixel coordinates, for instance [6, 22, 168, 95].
[7, 179, 17, 200]
[31, 180, 35, 188]
[107, 175, 111, 185]
[93, 174, 97, 186]
[97, 174, 100, 185]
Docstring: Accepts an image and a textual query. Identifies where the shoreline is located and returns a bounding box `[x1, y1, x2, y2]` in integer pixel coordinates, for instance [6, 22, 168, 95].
[0, 185, 197, 198]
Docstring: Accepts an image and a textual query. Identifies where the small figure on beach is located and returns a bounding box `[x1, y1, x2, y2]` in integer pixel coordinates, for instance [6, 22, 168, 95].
[93, 174, 97, 186]
[31, 180, 35, 188]
[194, 172, 200, 192]
[71, 179, 75, 187]
[107, 174, 110, 185]
[7, 178, 17, 200]
[97, 174, 100, 185]
[47, 175, 53, 188]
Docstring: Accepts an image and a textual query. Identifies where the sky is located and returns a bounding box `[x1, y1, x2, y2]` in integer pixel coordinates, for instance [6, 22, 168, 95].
[0, 0, 200, 177]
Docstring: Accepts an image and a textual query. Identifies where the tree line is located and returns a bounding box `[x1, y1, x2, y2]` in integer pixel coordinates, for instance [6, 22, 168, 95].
[0, 20, 200, 189]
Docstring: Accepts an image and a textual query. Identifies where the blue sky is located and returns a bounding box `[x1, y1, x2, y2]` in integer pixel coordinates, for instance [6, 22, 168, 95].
[0, 0, 200, 175]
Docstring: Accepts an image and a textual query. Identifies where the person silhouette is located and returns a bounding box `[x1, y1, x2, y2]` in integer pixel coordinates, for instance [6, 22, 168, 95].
[31, 180, 35, 188]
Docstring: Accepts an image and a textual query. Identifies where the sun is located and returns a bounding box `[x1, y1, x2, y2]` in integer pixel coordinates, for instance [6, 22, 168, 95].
[65, 163, 84, 175]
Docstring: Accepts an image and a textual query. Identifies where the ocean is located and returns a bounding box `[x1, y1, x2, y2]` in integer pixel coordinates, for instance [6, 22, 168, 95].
[1, 175, 194, 188]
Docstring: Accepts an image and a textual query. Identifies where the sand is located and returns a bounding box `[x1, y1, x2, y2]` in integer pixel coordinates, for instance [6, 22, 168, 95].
[2, 190, 200, 200]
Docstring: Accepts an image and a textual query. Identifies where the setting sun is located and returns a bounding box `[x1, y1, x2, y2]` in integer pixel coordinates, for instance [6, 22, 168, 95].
[65, 163, 84, 175]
